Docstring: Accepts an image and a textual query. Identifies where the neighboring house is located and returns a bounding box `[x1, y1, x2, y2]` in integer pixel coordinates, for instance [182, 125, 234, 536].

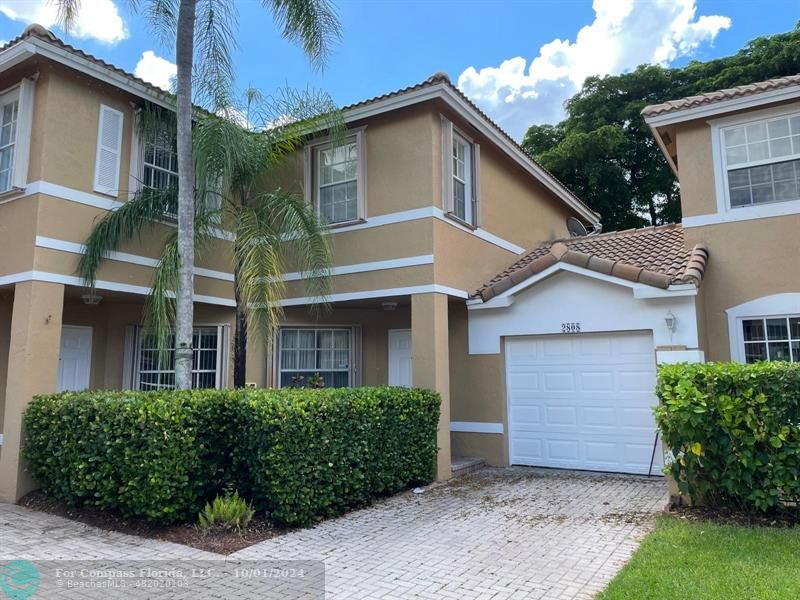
[0, 23, 793, 505]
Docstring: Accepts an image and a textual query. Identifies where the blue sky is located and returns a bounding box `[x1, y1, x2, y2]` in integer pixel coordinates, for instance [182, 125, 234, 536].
[1, 0, 798, 138]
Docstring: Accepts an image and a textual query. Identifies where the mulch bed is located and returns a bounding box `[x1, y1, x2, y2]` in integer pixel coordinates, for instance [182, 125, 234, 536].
[666, 504, 800, 528]
[18, 491, 291, 554]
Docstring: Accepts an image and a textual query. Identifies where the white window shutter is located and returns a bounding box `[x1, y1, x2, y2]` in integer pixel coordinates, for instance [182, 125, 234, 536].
[93, 104, 124, 196]
[441, 116, 454, 213]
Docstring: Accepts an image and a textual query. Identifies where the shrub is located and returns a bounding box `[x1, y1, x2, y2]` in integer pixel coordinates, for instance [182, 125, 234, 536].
[239, 387, 440, 526]
[198, 490, 254, 531]
[655, 362, 800, 512]
[23, 386, 439, 526]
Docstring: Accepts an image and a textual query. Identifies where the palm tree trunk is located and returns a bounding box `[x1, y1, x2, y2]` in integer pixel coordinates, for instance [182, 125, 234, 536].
[233, 266, 248, 388]
[174, 0, 197, 390]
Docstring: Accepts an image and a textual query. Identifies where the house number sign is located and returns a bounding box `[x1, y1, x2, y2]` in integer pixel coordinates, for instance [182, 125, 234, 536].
[561, 322, 581, 333]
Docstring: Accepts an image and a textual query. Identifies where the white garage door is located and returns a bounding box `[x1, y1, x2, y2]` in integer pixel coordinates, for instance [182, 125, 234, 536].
[506, 331, 662, 475]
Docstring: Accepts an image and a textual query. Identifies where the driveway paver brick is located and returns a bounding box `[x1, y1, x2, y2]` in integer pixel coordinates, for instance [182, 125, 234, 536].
[1, 467, 666, 599]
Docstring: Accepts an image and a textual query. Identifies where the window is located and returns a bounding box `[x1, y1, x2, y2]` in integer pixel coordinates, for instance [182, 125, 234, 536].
[0, 90, 19, 193]
[441, 117, 480, 226]
[136, 326, 223, 390]
[722, 113, 800, 208]
[452, 133, 473, 223]
[742, 316, 800, 363]
[317, 138, 359, 224]
[142, 127, 179, 216]
[279, 327, 352, 388]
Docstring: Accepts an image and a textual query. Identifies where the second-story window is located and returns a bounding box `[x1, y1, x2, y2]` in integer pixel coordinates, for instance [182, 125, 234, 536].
[318, 139, 358, 224]
[722, 112, 800, 208]
[442, 117, 480, 227]
[140, 126, 179, 216]
[452, 133, 473, 224]
[306, 130, 366, 226]
[0, 91, 18, 193]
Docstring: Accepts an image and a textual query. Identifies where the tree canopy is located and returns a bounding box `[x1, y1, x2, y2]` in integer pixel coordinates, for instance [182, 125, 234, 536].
[522, 23, 800, 231]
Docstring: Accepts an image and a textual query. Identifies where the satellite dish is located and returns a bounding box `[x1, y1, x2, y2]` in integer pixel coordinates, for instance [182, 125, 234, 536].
[567, 217, 588, 237]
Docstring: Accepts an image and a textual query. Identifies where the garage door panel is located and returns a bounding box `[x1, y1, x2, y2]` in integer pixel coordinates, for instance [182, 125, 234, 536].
[543, 371, 575, 391]
[507, 331, 660, 475]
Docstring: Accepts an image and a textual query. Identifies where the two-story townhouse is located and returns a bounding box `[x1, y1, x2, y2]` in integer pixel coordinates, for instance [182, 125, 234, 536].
[11, 25, 787, 504]
[642, 75, 800, 366]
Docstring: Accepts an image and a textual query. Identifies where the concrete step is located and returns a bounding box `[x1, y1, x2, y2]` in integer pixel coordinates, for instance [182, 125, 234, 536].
[451, 456, 486, 477]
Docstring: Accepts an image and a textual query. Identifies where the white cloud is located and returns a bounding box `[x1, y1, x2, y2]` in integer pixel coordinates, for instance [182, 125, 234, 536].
[0, 0, 127, 44]
[134, 51, 176, 91]
[457, 0, 731, 138]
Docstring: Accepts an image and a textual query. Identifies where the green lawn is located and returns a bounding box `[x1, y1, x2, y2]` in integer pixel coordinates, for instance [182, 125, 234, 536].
[598, 516, 800, 600]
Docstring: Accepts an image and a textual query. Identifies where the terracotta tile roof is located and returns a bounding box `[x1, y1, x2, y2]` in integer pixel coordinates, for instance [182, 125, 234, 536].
[2, 24, 172, 101]
[474, 224, 708, 302]
[642, 74, 800, 119]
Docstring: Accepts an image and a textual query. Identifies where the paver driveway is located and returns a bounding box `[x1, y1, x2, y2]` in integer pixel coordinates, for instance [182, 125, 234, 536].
[1, 467, 666, 599]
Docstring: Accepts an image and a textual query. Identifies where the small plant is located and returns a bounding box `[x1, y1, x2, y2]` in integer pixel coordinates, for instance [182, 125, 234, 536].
[307, 373, 326, 388]
[198, 490, 254, 532]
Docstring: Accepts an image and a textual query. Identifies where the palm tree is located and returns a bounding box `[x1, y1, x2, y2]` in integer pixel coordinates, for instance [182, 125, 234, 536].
[78, 90, 344, 389]
[56, 0, 341, 389]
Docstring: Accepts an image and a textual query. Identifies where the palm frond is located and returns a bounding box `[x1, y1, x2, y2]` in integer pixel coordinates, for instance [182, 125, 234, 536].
[53, 0, 81, 33]
[78, 187, 176, 289]
[264, 0, 342, 70]
[233, 203, 287, 342]
[140, 0, 179, 49]
[194, 0, 239, 110]
[143, 233, 179, 366]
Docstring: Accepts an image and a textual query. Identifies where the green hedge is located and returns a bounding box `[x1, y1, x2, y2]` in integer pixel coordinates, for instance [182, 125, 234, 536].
[655, 362, 800, 511]
[23, 387, 439, 526]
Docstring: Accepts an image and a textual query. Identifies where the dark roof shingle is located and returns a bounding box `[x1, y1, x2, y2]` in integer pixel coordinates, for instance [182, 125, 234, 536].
[474, 224, 708, 302]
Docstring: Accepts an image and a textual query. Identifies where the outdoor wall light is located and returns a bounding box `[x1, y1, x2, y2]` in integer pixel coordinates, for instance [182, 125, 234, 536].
[665, 310, 676, 332]
[381, 301, 398, 311]
[82, 292, 103, 305]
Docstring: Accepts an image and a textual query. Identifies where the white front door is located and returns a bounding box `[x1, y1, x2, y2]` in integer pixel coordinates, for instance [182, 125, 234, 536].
[58, 326, 92, 392]
[388, 329, 413, 387]
[506, 331, 662, 475]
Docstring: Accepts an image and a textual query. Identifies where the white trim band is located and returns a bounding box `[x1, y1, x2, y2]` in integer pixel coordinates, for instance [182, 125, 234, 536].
[281, 254, 434, 281]
[449, 421, 504, 434]
[279, 284, 469, 306]
[35, 236, 236, 282]
[0, 270, 236, 307]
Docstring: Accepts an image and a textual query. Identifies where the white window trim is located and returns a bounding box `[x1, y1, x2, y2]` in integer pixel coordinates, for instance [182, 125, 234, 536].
[0, 78, 35, 195]
[710, 103, 800, 224]
[276, 325, 361, 388]
[130, 324, 228, 390]
[726, 293, 800, 362]
[305, 128, 367, 227]
[441, 116, 480, 228]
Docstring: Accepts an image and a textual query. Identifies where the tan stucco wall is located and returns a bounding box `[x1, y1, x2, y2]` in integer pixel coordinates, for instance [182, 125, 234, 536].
[0, 198, 37, 276]
[448, 302, 508, 466]
[34, 62, 137, 197]
[684, 216, 800, 360]
[674, 121, 717, 218]
[672, 103, 800, 361]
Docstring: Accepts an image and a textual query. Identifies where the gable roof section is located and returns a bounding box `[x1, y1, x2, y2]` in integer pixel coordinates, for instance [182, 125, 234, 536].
[339, 72, 600, 225]
[642, 73, 800, 126]
[474, 224, 708, 302]
[0, 24, 174, 109]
